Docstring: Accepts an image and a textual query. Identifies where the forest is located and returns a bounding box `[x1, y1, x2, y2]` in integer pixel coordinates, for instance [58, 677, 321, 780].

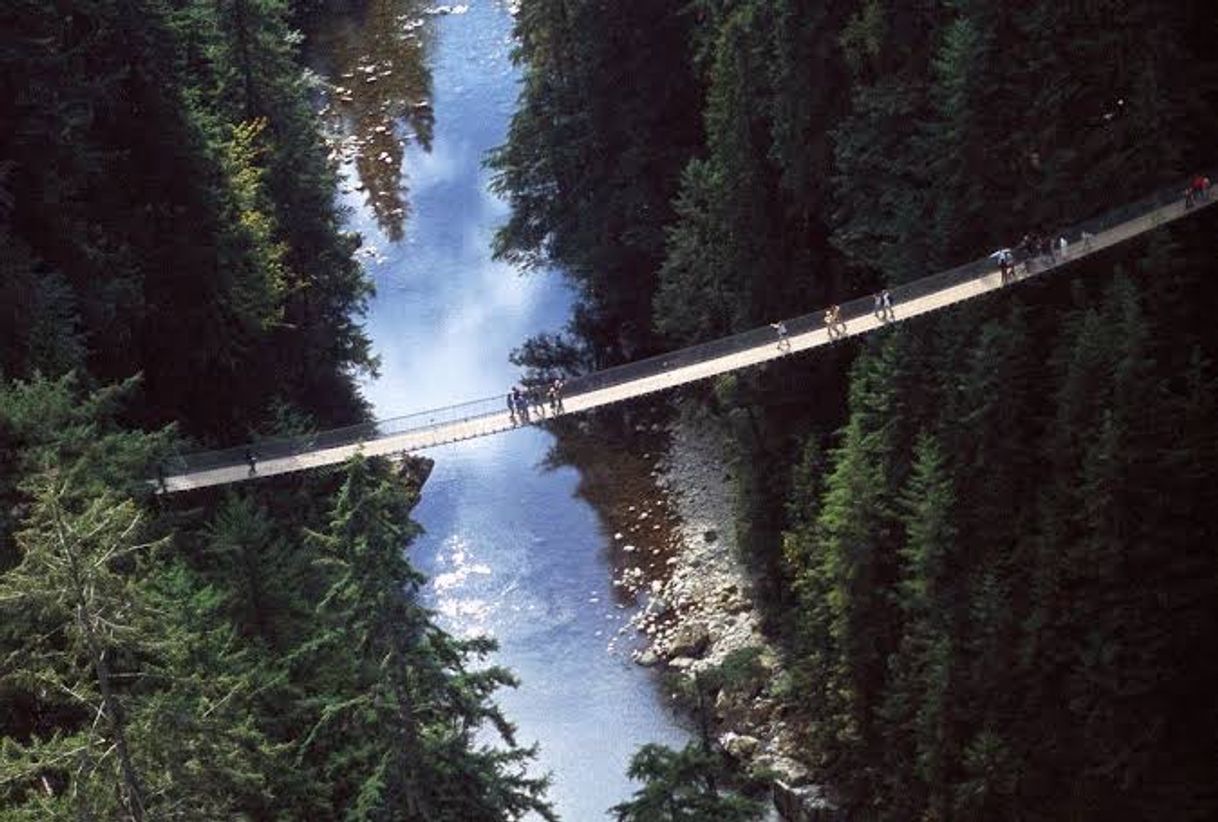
[493, 0, 1218, 818]
[0, 0, 553, 818]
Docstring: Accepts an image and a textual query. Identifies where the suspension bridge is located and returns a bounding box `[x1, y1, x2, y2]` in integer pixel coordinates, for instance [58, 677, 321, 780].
[158, 175, 1216, 493]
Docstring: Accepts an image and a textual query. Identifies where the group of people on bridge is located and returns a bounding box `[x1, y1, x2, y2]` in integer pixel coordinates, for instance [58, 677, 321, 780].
[1186, 174, 1212, 209]
[160, 171, 1217, 494]
[772, 288, 897, 351]
[508, 378, 565, 426]
[995, 232, 1070, 283]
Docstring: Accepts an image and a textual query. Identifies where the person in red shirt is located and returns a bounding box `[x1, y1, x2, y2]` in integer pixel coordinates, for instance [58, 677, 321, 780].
[1186, 174, 1210, 208]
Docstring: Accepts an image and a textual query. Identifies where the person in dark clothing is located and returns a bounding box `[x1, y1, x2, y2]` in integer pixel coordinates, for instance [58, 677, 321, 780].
[880, 289, 894, 321]
[1000, 251, 1013, 283]
[515, 388, 530, 423]
[156, 462, 168, 494]
[245, 448, 257, 477]
[508, 389, 518, 426]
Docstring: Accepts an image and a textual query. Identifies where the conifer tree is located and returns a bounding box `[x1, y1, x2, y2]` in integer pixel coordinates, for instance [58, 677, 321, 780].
[299, 456, 554, 821]
[880, 434, 958, 817]
[0, 480, 273, 818]
[610, 743, 763, 822]
[0, 483, 157, 818]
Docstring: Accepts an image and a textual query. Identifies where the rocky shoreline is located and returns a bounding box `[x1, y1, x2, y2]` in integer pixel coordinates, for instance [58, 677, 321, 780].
[549, 400, 835, 817]
[622, 400, 812, 788]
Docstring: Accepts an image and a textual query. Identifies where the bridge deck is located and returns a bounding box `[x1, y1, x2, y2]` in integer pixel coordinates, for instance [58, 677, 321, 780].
[160, 187, 1213, 493]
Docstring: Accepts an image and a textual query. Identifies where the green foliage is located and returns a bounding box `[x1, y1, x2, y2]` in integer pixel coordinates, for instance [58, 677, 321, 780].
[781, 260, 1218, 817]
[0, 375, 175, 571]
[297, 456, 555, 821]
[655, 0, 845, 347]
[0, 0, 373, 437]
[610, 743, 764, 822]
[0, 1, 553, 817]
[1, 402, 556, 818]
[0, 231, 85, 379]
[491, 0, 703, 362]
[491, 0, 1218, 816]
[0, 478, 275, 819]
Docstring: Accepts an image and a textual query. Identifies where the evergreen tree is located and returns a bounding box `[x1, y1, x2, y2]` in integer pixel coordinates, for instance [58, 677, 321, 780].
[298, 456, 554, 821]
[491, 0, 703, 362]
[610, 743, 763, 822]
[0, 480, 272, 818]
[880, 434, 958, 818]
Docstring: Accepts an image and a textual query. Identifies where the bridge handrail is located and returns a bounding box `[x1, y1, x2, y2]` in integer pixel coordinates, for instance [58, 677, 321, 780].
[164, 167, 1215, 478]
[563, 168, 1212, 394]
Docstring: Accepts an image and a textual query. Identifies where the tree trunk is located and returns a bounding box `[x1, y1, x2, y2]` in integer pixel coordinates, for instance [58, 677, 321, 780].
[56, 501, 146, 821]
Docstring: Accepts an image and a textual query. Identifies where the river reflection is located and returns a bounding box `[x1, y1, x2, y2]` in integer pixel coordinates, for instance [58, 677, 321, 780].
[306, 2, 689, 818]
[309, 0, 436, 241]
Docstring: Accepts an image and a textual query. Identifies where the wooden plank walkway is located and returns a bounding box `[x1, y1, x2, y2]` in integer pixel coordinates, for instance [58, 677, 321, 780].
[160, 191, 1212, 493]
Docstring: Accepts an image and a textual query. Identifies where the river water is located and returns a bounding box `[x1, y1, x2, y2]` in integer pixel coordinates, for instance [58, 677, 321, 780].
[306, 1, 689, 817]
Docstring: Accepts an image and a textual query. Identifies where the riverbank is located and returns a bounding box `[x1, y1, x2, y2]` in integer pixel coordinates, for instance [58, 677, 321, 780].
[626, 400, 811, 786]
[544, 398, 829, 814]
[550, 400, 806, 775]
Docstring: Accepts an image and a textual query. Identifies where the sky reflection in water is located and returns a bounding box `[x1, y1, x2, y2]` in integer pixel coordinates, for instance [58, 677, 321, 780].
[308, 1, 688, 817]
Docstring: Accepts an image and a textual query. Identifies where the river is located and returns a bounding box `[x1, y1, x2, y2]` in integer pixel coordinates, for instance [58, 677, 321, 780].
[305, 1, 689, 817]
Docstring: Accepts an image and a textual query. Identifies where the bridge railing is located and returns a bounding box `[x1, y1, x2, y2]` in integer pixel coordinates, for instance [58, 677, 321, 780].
[165, 168, 1214, 479]
[165, 394, 510, 475]
[543, 167, 1216, 402]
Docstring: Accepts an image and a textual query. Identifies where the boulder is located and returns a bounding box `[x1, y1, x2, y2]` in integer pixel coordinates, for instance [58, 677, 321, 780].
[753, 754, 810, 784]
[724, 596, 751, 614]
[747, 697, 778, 724]
[634, 650, 659, 667]
[666, 621, 710, 658]
[645, 596, 671, 618]
[719, 732, 760, 761]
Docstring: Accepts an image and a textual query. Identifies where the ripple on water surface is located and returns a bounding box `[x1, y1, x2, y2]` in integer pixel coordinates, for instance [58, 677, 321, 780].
[412, 433, 689, 818]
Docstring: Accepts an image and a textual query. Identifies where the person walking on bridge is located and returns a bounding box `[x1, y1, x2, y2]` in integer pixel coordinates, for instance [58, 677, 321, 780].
[508, 388, 519, 426]
[514, 387, 530, 424]
[244, 448, 257, 477]
[1186, 174, 1211, 208]
[873, 289, 894, 322]
[825, 305, 845, 340]
[992, 248, 1014, 283]
[770, 321, 790, 352]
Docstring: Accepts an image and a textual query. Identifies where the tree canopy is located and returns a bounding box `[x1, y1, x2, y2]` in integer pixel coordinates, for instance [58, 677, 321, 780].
[496, 0, 1218, 817]
[1, 1, 554, 817]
